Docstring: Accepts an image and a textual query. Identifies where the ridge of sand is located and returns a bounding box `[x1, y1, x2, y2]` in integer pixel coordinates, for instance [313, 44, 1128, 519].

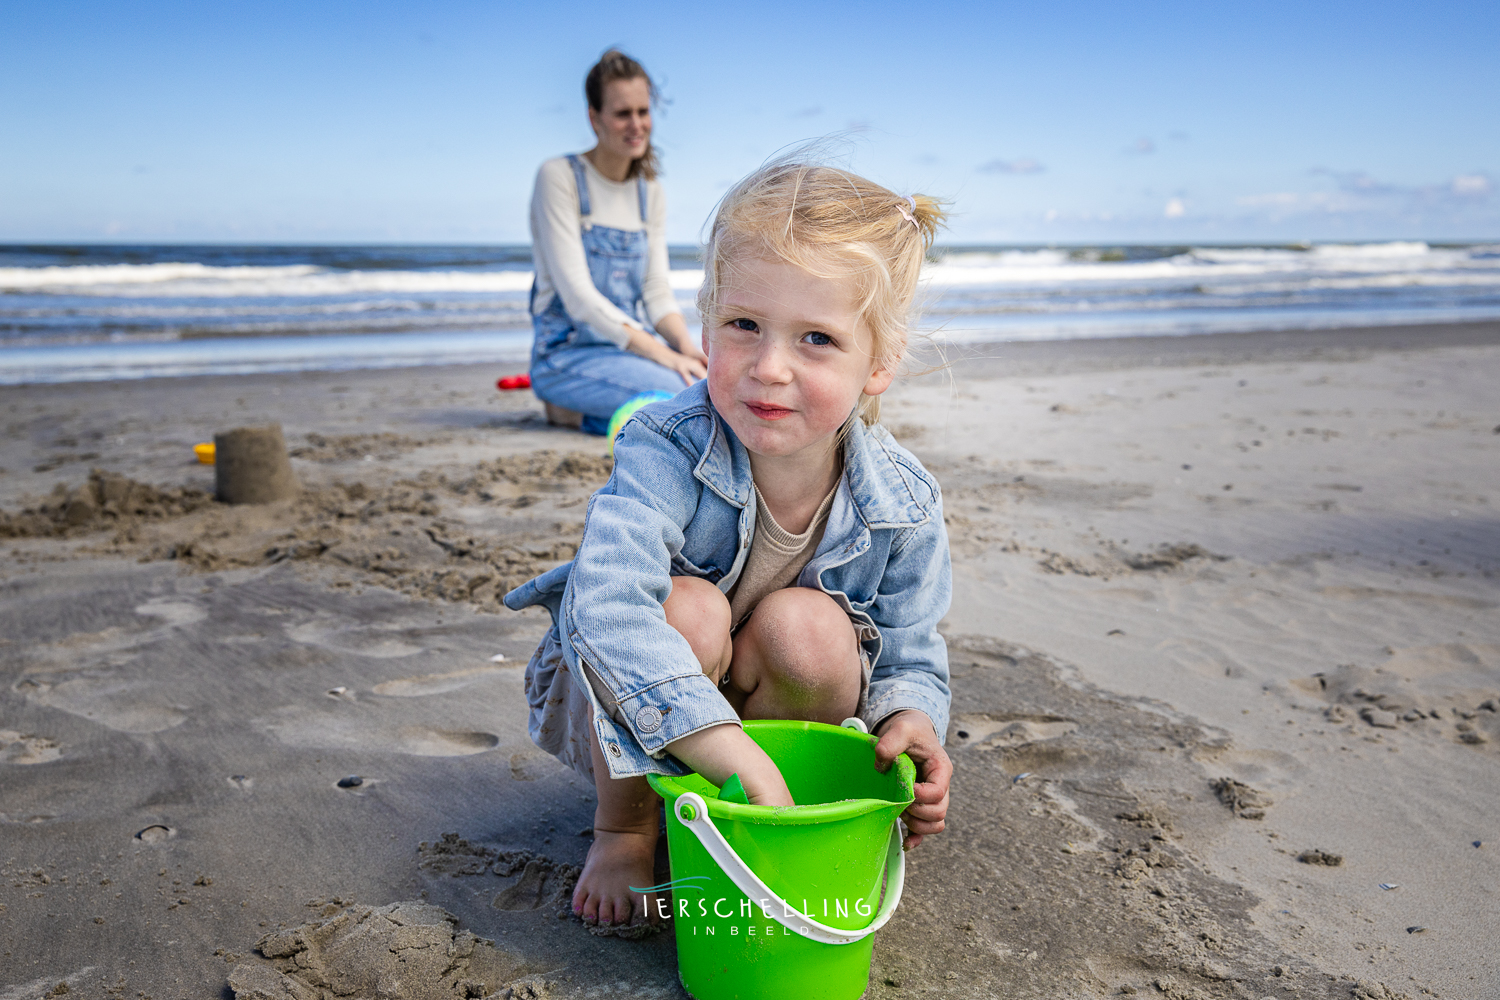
[1, 450, 610, 611]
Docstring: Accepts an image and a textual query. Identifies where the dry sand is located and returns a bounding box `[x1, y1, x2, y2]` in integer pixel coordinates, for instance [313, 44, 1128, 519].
[1, 321, 1497, 1000]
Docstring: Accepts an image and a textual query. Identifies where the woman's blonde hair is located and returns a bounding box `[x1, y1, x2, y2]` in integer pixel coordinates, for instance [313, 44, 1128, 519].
[584, 48, 660, 181]
[697, 156, 946, 425]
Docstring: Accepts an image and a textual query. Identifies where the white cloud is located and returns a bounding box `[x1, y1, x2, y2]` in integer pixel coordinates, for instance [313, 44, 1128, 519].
[1451, 174, 1492, 197]
[978, 157, 1045, 175]
[1236, 192, 1302, 207]
[1164, 198, 1186, 218]
[1310, 167, 1494, 205]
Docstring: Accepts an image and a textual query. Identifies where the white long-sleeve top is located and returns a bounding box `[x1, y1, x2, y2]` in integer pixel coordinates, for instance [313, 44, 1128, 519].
[528, 155, 681, 348]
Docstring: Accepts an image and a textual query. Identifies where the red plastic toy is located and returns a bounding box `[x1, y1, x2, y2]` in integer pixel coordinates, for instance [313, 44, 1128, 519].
[496, 374, 532, 391]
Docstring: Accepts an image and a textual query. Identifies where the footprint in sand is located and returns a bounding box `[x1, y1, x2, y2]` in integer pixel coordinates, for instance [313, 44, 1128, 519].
[1195, 747, 1306, 802]
[1384, 642, 1500, 678]
[1291, 651, 1500, 727]
[0, 730, 64, 765]
[287, 620, 426, 659]
[229, 902, 535, 1000]
[372, 664, 514, 697]
[0, 968, 99, 1000]
[395, 726, 499, 756]
[9, 600, 207, 734]
[949, 712, 1079, 749]
[493, 858, 576, 911]
[1, 811, 59, 824]
[133, 598, 208, 628]
[1318, 586, 1497, 611]
[508, 748, 563, 782]
[257, 708, 499, 757]
[13, 675, 187, 734]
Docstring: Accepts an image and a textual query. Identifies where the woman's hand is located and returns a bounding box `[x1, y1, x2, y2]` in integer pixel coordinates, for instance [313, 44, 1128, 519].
[624, 325, 706, 384]
[634, 314, 708, 385]
[874, 710, 951, 850]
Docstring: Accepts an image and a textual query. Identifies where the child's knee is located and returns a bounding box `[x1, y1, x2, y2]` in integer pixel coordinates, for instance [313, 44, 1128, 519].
[754, 587, 848, 638]
[744, 588, 858, 686]
[663, 575, 731, 667]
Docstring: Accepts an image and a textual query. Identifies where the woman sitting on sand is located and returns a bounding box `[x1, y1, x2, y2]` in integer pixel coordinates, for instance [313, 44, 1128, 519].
[526, 49, 706, 435]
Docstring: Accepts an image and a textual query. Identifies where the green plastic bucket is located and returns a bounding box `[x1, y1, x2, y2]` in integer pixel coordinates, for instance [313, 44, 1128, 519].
[647, 719, 915, 1000]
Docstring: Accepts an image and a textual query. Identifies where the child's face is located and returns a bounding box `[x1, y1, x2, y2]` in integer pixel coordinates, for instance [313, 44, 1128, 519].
[704, 257, 893, 463]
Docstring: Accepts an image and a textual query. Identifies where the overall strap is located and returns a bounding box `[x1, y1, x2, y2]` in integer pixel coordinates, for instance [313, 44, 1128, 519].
[636, 175, 648, 223]
[566, 154, 591, 218]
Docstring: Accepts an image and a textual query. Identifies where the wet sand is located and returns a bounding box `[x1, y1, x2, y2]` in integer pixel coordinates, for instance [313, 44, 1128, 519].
[1, 321, 1497, 1000]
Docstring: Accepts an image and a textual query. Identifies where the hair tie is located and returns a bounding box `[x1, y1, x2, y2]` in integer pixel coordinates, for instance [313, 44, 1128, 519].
[896, 195, 919, 228]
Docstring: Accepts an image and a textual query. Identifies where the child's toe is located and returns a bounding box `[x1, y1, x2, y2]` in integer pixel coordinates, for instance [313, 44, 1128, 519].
[596, 897, 616, 926]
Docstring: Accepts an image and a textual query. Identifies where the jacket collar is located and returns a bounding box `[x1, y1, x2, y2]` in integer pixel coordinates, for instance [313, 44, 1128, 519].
[690, 382, 930, 529]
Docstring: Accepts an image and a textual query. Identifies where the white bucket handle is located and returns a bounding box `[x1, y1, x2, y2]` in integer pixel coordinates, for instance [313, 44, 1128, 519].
[672, 790, 905, 946]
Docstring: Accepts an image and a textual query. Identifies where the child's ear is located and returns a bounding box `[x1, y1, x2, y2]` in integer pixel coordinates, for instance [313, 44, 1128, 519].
[863, 366, 895, 397]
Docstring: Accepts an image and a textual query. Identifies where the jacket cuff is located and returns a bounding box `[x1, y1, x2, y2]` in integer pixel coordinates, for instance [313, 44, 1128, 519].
[605, 667, 741, 756]
[863, 681, 950, 744]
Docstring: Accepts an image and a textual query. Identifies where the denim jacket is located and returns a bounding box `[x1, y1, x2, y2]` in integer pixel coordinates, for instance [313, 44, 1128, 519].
[503, 380, 951, 778]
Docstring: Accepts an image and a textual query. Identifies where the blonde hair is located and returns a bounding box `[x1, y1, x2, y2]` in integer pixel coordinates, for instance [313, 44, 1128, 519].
[697, 157, 946, 425]
[584, 48, 660, 181]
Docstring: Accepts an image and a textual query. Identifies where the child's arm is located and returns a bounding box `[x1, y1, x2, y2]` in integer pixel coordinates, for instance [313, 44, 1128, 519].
[863, 467, 954, 848]
[561, 413, 748, 774]
[668, 724, 794, 807]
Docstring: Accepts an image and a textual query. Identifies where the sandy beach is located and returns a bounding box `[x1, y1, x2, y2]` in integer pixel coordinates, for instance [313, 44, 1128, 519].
[2, 320, 1497, 1000]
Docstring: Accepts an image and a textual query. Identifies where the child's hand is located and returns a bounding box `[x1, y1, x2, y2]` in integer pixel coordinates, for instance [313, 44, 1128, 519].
[873, 710, 951, 851]
[669, 724, 794, 807]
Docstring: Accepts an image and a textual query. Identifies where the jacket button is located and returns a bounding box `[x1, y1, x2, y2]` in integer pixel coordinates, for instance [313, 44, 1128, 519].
[635, 705, 663, 733]
[607, 743, 622, 757]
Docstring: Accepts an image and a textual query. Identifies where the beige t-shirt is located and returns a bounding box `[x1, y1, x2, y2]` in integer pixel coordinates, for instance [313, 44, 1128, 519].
[727, 481, 840, 630]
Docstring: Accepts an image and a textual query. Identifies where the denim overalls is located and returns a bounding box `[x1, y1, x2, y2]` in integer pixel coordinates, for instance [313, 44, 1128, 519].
[528, 155, 685, 435]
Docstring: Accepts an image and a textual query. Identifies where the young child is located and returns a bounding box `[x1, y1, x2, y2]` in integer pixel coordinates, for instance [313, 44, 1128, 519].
[504, 158, 953, 929]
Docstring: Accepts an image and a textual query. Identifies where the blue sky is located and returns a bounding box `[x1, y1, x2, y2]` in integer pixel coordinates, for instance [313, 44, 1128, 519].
[3, 1, 1496, 244]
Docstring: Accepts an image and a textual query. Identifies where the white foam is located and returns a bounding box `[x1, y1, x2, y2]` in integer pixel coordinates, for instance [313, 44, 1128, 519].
[935, 249, 1073, 269]
[0, 263, 537, 297]
[0, 262, 320, 290]
[923, 243, 1495, 288]
[0, 328, 535, 384]
[3, 243, 1489, 300]
[1310, 240, 1432, 258]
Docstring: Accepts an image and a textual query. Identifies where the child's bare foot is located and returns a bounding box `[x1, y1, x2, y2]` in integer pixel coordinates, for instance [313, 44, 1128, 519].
[573, 827, 660, 926]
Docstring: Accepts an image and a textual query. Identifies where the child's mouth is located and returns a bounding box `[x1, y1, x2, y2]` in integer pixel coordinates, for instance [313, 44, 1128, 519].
[746, 403, 793, 421]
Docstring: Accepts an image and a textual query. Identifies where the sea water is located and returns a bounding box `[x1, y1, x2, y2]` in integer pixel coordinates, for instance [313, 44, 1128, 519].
[2, 241, 1497, 384]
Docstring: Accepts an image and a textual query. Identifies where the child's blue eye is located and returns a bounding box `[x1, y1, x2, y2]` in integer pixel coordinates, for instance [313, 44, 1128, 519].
[804, 331, 832, 347]
[732, 318, 758, 332]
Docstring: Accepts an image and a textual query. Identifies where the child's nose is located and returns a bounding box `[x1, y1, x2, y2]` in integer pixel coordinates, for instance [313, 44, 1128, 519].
[750, 341, 792, 383]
